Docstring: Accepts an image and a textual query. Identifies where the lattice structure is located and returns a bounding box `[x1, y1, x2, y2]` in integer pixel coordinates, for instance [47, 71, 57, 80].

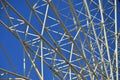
[0, 0, 120, 80]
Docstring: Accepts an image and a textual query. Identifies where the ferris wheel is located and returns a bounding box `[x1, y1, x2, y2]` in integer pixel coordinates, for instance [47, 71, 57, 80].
[0, 0, 120, 80]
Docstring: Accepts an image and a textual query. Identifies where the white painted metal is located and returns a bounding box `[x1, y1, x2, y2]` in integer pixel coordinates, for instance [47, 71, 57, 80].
[0, 0, 119, 80]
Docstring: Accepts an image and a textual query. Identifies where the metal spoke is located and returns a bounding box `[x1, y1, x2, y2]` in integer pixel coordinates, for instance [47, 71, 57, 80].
[0, 0, 119, 80]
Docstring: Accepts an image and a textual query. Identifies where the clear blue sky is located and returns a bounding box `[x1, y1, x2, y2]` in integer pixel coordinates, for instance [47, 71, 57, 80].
[0, 0, 120, 80]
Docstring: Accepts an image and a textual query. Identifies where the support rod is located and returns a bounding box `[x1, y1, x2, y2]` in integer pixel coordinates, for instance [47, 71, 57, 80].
[0, 68, 29, 80]
[115, 0, 118, 80]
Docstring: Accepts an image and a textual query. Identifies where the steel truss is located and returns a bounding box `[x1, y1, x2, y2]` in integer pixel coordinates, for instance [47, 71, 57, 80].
[0, 0, 120, 80]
